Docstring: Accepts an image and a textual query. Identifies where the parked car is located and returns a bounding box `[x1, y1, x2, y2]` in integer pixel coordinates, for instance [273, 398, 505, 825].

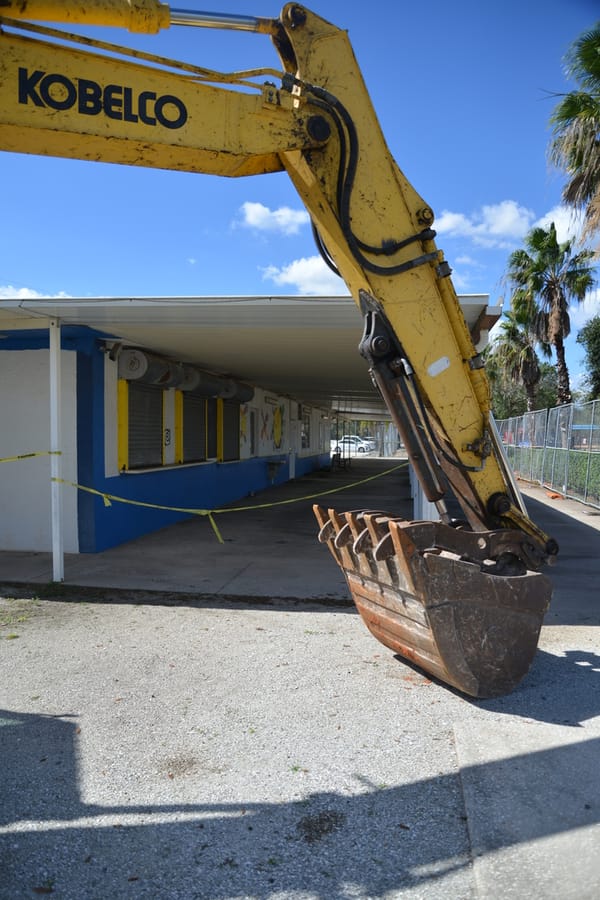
[352, 434, 376, 451]
[340, 434, 376, 452]
[330, 435, 372, 455]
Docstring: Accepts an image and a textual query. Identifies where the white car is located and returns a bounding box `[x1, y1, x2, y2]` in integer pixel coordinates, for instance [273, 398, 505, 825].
[330, 436, 372, 455]
[341, 434, 376, 452]
[350, 434, 376, 451]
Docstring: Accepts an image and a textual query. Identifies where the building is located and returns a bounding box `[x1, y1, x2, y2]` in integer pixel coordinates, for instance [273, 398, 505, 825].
[0, 293, 500, 560]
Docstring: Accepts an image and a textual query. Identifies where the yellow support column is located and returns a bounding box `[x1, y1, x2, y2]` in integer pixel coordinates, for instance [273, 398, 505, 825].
[117, 379, 129, 471]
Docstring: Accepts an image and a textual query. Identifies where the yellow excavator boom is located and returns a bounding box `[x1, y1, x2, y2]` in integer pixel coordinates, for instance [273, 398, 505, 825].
[0, 2, 558, 696]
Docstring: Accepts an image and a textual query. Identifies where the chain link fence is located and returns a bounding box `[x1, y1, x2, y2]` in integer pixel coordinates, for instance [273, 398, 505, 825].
[496, 399, 600, 509]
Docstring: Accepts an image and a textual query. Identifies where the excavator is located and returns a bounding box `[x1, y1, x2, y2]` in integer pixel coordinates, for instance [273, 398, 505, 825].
[0, 1, 559, 698]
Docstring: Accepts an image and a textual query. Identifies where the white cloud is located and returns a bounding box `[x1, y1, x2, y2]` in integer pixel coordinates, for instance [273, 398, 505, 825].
[481, 200, 534, 238]
[433, 199, 600, 257]
[446, 265, 469, 291]
[434, 210, 474, 237]
[534, 204, 585, 244]
[237, 201, 310, 236]
[260, 256, 347, 295]
[0, 285, 70, 300]
[435, 200, 535, 249]
[570, 288, 600, 331]
[448, 254, 484, 289]
[455, 254, 481, 267]
[434, 199, 591, 256]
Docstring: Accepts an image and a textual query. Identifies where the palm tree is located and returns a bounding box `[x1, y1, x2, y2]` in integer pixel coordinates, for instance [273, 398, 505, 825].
[486, 308, 549, 412]
[549, 24, 600, 246]
[505, 222, 596, 405]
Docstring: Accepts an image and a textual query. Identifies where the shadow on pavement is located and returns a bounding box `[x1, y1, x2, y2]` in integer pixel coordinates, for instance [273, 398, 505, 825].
[389, 643, 600, 727]
[475, 647, 600, 726]
[523, 496, 600, 627]
[1, 707, 599, 899]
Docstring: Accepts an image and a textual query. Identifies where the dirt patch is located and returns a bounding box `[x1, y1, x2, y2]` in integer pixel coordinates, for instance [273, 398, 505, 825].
[0, 595, 44, 637]
[296, 810, 346, 843]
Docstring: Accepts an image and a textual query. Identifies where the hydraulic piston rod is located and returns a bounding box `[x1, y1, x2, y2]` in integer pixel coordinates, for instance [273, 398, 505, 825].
[169, 8, 277, 33]
[0, 2, 277, 35]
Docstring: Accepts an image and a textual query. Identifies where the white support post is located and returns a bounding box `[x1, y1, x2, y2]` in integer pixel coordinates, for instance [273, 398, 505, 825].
[409, 464, 439, 522]
[49, 318, 64, 582]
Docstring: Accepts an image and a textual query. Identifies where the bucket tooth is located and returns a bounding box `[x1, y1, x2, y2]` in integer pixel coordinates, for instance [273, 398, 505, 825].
[352, 526, 372, 555]
[360, 513, 404, 585]
[313, 505, 552, 698]
[317, 518, 336, 544]
[324, 507, 355, 571]
[365, 516, 392, 559]
[385, 518, 423, 594]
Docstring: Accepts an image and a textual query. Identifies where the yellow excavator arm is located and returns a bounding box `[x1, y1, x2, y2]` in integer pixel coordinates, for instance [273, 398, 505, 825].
[0, 2, 558, 697]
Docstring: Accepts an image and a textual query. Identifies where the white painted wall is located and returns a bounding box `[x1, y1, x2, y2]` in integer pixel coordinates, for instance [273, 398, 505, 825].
[239, 391, 330, 460]
[0, 349, 79, 551]
[240, 388, 289, 459]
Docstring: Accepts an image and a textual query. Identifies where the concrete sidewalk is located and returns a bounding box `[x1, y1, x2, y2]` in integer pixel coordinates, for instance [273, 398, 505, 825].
[1, 458, 599, 898]
[0, 457, 413, 600]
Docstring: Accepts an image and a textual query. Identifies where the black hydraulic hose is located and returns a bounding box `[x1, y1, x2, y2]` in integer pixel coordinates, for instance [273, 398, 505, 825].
[311, 222, 341, 277]
[300, 80, 438, 276]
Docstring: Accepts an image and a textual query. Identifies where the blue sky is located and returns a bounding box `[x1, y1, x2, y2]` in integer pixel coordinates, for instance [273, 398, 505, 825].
[1, 0, 599, 385]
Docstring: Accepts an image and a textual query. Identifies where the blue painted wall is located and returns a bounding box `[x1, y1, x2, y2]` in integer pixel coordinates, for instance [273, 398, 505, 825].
[87, 453, 331, 552]
[1, 327, 329, 552]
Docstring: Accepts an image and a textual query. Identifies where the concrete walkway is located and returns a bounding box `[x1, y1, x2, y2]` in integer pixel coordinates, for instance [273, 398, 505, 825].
[0, 458, 413, 600]
[1, 459, 599, 898]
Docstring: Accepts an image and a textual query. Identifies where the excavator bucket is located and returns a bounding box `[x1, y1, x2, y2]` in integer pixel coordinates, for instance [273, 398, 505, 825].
[314, 505, 552, 698]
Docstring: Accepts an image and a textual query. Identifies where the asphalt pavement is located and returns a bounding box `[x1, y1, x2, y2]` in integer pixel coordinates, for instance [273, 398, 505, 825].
[1, 457, 599, 899]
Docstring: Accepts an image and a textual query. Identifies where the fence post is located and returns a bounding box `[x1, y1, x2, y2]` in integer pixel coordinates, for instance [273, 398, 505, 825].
[564, 403, 574, 495]
[540, 407, 549, 487]
[584, 399, 597, 503]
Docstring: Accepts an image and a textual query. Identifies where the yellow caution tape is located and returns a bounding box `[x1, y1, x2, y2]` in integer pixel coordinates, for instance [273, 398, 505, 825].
[0, 450, 61, 463]
[5, 448, 409, 544]
[51, 461, 408, 546]
[51, 477, 225, 543]
[213, 461, 410, 513]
